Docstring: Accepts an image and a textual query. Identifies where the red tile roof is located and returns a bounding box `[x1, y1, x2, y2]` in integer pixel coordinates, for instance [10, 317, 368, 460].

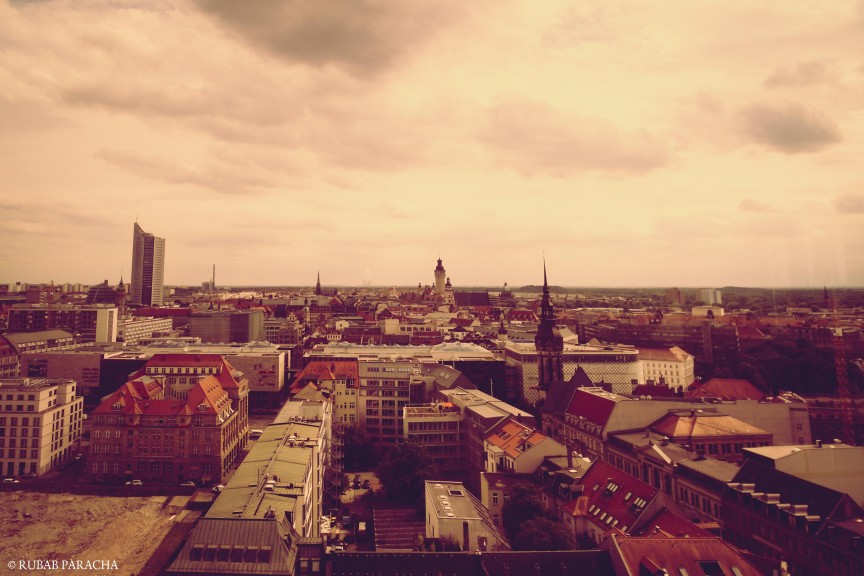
[633, 508, 713, 538]
[606, 532, 763, 576]
[563, 460, 658, 535]
[485, 418, 548, 459]
[291, 359, 359, 393]
[565, 388, 625, 428]
[686, 378, 765, 401]
[652, 412, 770, 439]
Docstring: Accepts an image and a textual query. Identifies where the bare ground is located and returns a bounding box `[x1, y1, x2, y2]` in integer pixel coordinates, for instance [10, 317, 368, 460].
[0, 492, 181, 576]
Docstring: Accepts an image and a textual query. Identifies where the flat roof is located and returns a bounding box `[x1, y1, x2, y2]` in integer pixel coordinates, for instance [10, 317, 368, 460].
[206, 420, 321, 521]
[426, 481, 480, 520]
[0, 378, 75, 390]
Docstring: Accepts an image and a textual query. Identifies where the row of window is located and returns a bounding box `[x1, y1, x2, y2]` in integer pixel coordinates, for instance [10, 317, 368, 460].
[2, 394, 37, 401]
[0, 417, 42, 427]
[0, 449, 40, 459]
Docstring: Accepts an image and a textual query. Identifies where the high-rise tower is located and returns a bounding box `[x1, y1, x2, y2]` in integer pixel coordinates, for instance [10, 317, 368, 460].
[130, 222, 165, 306]
[535, 261, 563, 401]
[434, 258, 446, 295]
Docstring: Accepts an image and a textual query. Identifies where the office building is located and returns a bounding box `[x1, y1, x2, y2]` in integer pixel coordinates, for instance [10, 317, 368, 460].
[189, 310, 265, 344]
[167, 400, 329, 576]
[130, 222, 165, 306]
[88, 353, 249, 484]
[7, 304, 118, 343]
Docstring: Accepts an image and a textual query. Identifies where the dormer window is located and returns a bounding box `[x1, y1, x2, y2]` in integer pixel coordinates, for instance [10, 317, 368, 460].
[198, 404, 207, 412]
[112, 403, 122, 411]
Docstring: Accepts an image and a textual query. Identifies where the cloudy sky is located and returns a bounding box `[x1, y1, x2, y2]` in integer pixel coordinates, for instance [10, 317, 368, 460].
[2, 1, 863, 288]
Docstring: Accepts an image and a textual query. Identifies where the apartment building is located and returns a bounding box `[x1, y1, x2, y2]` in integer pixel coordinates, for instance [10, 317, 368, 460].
[0, 378, 84, 476]
[434, 387, 535, 495]
[724, 460, 864, 576]
[483, 417, 565, 475]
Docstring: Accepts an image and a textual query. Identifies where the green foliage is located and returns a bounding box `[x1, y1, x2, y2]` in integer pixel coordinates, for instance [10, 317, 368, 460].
[727, 338, 836, 395]
[512, 517, 575, 551]
[340, 423, 379, 471]
[376, 441, 439, 503]
[502, 484, 576, 550]
[501, 483, 545, 541]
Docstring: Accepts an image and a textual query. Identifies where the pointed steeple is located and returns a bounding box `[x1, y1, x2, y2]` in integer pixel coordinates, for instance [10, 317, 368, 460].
[315, 271, 322, 296]
[540, 258, 555, 323]
[535, 259, 563, 400]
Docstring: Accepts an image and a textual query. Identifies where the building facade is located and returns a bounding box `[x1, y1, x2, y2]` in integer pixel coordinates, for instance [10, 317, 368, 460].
[637, 346, 694, 389]
[506, 341, 643, 404]
[0, 378, 84, 476]
[189, 310, 265, 344]
[7, 305, 118, 343]
[88, 354, 248, 484]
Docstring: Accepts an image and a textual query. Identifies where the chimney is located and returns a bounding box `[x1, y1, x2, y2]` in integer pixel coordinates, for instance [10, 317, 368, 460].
[816, 439, 822, 448]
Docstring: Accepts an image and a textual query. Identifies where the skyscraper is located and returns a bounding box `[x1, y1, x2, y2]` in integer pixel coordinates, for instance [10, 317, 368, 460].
[130, 222, 165, 306]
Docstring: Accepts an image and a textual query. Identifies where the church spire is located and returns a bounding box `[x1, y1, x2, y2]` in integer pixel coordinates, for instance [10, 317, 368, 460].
[535, 259, 563, 402]
[315, 271, 321, 296]
[540, 258, 554, 323]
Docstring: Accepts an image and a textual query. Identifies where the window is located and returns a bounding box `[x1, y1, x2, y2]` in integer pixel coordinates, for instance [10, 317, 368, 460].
[698, 561, 724, 576]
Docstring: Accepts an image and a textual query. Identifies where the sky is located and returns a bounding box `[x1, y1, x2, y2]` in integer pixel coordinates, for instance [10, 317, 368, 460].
[2, 1, 864, 288]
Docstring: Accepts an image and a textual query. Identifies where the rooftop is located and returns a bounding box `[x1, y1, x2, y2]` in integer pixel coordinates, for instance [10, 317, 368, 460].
[207, 420, 322, 521]
[0, 377, 76, 390]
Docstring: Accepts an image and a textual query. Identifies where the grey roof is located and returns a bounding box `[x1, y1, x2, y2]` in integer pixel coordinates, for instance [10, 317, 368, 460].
[608, 430, 694, 465]
[166, 518, 295, 575]
[676, 458, 741, 483]
[207, 421, 321, 520]
[4, 329, 74, 345]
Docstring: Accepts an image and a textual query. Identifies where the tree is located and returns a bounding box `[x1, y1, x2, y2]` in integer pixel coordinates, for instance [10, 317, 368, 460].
[512, 517, 574, 551]
[339, 423, 378, 471]
[501, 483, 545, 541]
[376, 441, 439, 503]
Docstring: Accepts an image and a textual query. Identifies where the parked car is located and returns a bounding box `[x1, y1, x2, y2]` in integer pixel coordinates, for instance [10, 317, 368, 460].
[212, 484, 225, 493]
[126, 479, 143, 486]
[3, 478, 19, 484]
[361, 479, 371, 489]
[180, 481, 196, 487]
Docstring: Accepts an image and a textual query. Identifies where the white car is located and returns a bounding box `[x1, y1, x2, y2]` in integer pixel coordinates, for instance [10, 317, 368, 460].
[212, 484, 225, 493]
[2, 478, 19, 484]
[125, 479, 143, 486]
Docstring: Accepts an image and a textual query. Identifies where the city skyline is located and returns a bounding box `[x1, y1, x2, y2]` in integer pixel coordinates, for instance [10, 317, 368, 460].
[2, 1, 864, 288]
